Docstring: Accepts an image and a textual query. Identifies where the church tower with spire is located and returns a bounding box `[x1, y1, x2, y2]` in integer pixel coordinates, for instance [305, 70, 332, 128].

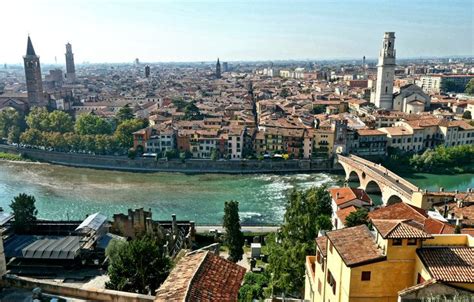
[215, 58, 221, 78]
[372, 32, 396, 109]
[23, 36, 45, 106]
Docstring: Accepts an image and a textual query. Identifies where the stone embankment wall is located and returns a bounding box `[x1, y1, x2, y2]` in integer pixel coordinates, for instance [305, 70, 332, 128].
[0, 145, 341, 174]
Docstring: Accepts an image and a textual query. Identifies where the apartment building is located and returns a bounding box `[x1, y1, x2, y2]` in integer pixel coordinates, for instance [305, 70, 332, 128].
[305, 223, 473, 302]
[418, 74, 474, 94]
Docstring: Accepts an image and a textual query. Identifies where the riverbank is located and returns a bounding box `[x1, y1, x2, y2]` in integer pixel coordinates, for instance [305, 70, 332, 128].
[0, 152, 27, 162]
[0, 145, 339, 174]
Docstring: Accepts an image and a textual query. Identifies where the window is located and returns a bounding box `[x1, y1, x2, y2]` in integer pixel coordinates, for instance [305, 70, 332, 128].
[407, 238, 417, 246]
[392, 238, 402, 246]
[361, 271, 371, 281]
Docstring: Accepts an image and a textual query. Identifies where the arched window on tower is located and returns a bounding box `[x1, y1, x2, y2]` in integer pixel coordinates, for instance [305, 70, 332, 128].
[385, 86, 388, 93]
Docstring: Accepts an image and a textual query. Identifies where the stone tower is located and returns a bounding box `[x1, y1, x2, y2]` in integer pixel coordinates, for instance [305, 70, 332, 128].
[23, 36, 45, 106]
[65, 42, 76, 82]
[373, 32, 396, 109]
[215, 58, 221, 78]
[145, 65, 150, 78]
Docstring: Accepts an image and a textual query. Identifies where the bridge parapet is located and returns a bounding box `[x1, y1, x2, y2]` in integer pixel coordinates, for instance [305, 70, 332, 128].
[336, 154, 417, 202]
[347, 155, 420, 192]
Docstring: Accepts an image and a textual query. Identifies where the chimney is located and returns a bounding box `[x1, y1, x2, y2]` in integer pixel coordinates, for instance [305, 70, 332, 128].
[336, 192, 340, 199]
[439, 187, 444, 192]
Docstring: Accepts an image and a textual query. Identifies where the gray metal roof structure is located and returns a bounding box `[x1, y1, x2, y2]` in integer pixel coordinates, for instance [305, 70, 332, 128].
[21, 236, 82, 260]
[0, 212, 14, 226]
[75, 212, 107, 232]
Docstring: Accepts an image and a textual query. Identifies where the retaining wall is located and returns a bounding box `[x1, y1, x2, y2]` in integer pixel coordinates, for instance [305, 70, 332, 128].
[0, 145, 340, 174]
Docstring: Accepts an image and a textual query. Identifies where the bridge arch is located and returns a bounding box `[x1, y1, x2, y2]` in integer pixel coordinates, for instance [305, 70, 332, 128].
[387, 195, 403, 206]
[347, 171, 361, 188]
[364, 180, 382, 194]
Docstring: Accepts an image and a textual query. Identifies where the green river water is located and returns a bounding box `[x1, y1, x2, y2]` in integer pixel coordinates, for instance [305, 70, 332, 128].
[0, 161, 472, 225]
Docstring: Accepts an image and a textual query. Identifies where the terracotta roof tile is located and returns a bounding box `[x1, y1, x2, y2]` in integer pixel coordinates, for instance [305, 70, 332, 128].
[316, 236, 328, 258]
[326, 225, 385, 267]
[329, 187, 372, 207]
[369, 203, 427, 224]
[372, 219, 433, 239]
[336, 206, 358, 224]
[155, 250, 246, 302]
[417, 247, 474, 283]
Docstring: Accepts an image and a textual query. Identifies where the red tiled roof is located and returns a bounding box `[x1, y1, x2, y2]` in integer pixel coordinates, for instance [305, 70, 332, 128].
[187, 252, 246, 302]
[326, 225, 385, 267]
[316, 236, 328, 258]
[369, 203, 428, 224]
[336, 206, 358, 224]
[372, 219, 433, 239]
[329, 187, 372, 207]
[155, 250, 246, 302]
[417, 247, 474, 283]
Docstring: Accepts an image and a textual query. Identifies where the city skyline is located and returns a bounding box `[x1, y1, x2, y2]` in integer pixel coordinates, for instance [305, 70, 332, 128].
[1, 0, 473, 64]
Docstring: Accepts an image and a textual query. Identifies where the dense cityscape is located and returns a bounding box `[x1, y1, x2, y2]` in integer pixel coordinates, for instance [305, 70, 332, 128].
[0, 1, 473, 301]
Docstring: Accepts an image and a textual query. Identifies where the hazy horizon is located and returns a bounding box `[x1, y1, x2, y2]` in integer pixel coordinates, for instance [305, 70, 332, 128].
[2, 0, 473, 64]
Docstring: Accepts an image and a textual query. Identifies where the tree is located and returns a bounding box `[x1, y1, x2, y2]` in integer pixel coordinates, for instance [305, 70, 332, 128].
[345, 208, 369, 227]
[223, 200, 244, 262]
[116, 104, 134, 123]
[183, 102, 202, 120]
[7, 125, 21, 145]
[280, 88, 290, 98]
[75, 113, 113, 135]
[210, 148, 218, 160]
[26, 107, 50, 131]
[462, 110, 472, 120]
[10, 193, 38, 232]
[312, 104, 326, 114]
[106, 236, 172, 294]
[267, 186, 333, 297]
[20, 128, 43, 146]
[465, 79, 474, 95]
[0, 108, 21, 138]
[315, 215, 333, 232]
[114, 119, 146, 148]
[238, 272, 270, 301]
[48, 110, 74, 133]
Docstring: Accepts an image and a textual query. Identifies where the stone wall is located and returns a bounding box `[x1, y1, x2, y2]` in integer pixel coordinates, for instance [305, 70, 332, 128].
[0, 145, 339, 174]
[1, 275, 154, 302]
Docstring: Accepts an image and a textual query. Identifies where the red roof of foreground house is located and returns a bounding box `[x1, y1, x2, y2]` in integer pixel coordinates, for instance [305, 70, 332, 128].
[155, 250, 246, 302]
[329, 187, 372, 207]
[326, 225, 386, 267]
[336, 205, 358, 224]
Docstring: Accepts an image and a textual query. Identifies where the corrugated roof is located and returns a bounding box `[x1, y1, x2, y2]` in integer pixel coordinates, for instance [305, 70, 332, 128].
[75, 212, 107, 231]
[21, 236, 81, 260]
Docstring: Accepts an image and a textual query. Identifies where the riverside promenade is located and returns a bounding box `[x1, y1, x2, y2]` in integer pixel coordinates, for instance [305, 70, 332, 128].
[0, 144, 339, 174]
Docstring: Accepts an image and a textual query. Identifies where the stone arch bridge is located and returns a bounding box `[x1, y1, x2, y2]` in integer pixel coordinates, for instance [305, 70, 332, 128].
[336, 154, 420, 205]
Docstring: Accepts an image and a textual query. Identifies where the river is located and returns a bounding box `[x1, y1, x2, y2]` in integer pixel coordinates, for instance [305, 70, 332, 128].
[0, 161, 472, 225]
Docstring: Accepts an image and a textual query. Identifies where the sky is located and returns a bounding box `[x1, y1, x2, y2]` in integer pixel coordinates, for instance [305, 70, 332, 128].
[1, 0, 473, 64]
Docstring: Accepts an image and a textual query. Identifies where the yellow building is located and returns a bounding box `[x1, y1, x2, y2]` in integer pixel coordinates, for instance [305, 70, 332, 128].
[305, 221, 474, 302]
[313, 119, 335, 156]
